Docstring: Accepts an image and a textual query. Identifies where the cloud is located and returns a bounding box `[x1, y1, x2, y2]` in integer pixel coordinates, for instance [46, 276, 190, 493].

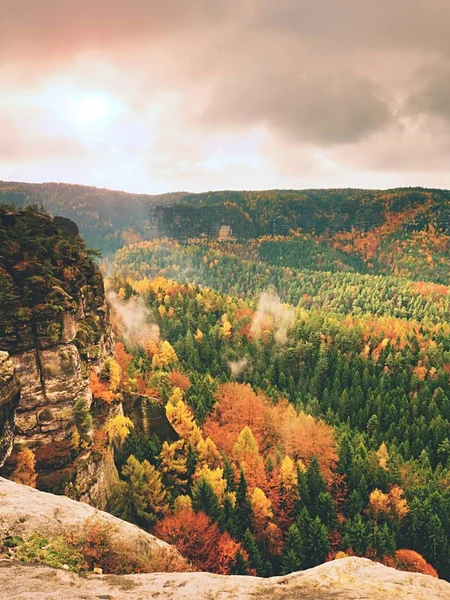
[407, 62, 450, 124]
[228, 358, 248, 378]
[2, 1, 450, 190]
[202, 73, 391, 145]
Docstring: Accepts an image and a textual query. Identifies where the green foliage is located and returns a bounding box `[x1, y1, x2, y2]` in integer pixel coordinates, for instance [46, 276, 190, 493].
[16, 533, 85, 572]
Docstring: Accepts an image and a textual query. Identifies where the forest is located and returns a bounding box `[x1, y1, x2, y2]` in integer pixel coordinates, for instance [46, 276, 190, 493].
[2, 194, 450, 581]
[101, 197, 450, 580]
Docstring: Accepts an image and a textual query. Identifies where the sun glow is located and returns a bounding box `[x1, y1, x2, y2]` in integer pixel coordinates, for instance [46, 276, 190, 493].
[66, 95, 110, 123]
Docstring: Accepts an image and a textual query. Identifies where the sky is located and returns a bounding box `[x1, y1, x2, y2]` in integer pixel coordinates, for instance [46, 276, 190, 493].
[2, 0, 450, 194]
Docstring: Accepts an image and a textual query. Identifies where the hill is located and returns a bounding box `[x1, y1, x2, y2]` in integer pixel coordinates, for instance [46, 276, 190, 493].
[0, 182, 449, 269]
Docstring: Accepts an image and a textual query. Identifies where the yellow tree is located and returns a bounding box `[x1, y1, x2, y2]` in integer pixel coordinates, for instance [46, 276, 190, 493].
[159, 440, 188, 488]
[12, 447, 37, 488]
[279, 455, 298, 489]
[104, 414, 134, 445]
[159, 341, 178, 367]
[194, 465, 227, 501]
[142, 459, 169, 517]
[232, 426, 266, 489]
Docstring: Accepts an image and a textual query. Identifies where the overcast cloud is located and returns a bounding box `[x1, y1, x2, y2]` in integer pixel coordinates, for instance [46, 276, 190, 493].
[1, 1, 450, 192]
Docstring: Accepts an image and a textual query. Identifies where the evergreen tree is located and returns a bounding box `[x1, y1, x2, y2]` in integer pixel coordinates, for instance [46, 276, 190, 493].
[306, 456, 326, 516]
[236, 469, 252, 538]
[303, 516, 330, 567]
[242, 529, 264, 575]
[192, 477, 221, 522]
[282, 523, 304, 574]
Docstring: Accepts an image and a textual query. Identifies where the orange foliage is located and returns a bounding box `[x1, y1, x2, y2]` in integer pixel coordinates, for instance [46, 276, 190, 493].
[115, 342, 132, 387]
[169, 370, 191, 391]
[203, 383, 267, 455]
[12, 447, 37, 488]
[89, 370, 114, 404]
[92, 428, 108, 456]
[155, 509, 247, 574]
[392, 550, 438, 578]
[204, 384, 337, 484]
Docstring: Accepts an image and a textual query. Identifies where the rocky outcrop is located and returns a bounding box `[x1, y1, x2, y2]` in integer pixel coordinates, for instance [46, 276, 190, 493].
[0, 208, 118, 505]
[2, 556, 450, 600]
[0, 477, 175, 559]
[1, 478, 450, 600]
[0, 353, 20, 467]
[124, 392, 177, 441]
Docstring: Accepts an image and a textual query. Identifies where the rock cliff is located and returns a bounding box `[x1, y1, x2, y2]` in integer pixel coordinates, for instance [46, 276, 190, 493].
[0, 477, 176, 559]
[0, 207, 118, 505]
[0, 353, 20, 467]
[2, 555, 450, 599]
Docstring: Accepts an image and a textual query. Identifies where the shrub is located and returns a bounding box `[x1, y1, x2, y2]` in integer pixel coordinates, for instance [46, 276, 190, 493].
[7, 515, 189, 575]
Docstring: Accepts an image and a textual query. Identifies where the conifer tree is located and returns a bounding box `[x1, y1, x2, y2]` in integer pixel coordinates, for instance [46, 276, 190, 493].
[303, 516, 330, 568]
[242, 529, 264, 575]
[282, 523, 304, 574]
[192, 478, 221, 523]
[236, 469, 252, 539]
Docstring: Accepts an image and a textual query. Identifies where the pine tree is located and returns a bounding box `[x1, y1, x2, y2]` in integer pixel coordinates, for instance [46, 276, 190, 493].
[316, 491, 338, 529]
[242, 529, 264, 575]
[303, 516, 330, 567]
[223, 455, 236, 492]
[306, 456, 326, 516]
[342, 515, 369, 555]
[282, 523, 304, 574]
[236, 469, 252, 539]
[192, 478, 221, 522]
[219, 493, 238, 537]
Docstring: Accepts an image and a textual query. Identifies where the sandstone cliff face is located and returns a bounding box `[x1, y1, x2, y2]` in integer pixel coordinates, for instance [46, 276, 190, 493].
[0, 353, 20, 468]
[0, 208, 118, 505]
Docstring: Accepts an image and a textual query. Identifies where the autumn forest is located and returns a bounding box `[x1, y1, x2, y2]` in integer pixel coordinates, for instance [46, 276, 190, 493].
[1, 186, 450, 581]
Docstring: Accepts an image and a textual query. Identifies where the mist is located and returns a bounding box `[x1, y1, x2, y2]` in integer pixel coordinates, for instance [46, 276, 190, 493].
[251, 291, 295, 345]
[107, 290, 160, 347]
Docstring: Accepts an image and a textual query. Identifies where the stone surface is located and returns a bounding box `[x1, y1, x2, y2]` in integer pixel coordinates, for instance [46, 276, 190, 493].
[0, 353, 20, 468]
[0, 477, 173, 559]
[1, 556, 450, 600]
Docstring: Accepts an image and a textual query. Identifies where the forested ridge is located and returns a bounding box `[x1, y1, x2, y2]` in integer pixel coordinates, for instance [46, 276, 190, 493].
[2, 192, 450, 581]
[1, 181, 450, 262]
[104, 191, 450, 580]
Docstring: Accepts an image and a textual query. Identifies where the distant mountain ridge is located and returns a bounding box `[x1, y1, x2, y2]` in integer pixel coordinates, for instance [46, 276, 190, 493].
[0, 181, 449, 257]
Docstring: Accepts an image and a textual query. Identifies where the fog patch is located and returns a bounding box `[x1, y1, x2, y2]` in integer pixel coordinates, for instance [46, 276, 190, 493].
[251, 291, 295, 345]
[107, 291, 160, 347]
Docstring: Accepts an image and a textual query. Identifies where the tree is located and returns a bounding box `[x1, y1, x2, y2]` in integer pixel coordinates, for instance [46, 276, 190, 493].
[235, 469, 252, 539]
[12, 447, 37, 488]
[342, 515, 369, 555]
[156, 509, 247, 574]
[104, 415, 134, 446]
[303, 516, 330, 567]
[192, 478, 221, 522]
[282, 523, 304, 574]
[306, 456, 327, 516]
[110, 455, 167, 526]
[73, 397, 93, 448]
[159, 440, 188, 489]
[242, 529, 264, 575]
